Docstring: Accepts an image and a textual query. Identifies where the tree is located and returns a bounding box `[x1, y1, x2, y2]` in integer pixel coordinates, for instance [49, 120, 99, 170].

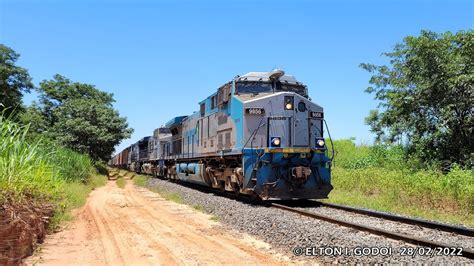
[31, 74, 133, 161]
[0, 44, 34, 117]
[361, 30, 473, 167]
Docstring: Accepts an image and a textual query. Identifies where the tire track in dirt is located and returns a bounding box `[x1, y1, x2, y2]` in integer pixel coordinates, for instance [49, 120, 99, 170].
[124, 184, 275, 264]
[86, 203, 125, 265]
[125, 182, 267, 263]
[99, 188, 181, 264]
[26, 178, 289, 265]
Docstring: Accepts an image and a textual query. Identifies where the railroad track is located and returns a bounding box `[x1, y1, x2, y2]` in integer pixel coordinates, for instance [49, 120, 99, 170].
[317, 201, 474, 236]
[271, 202, 474, 260]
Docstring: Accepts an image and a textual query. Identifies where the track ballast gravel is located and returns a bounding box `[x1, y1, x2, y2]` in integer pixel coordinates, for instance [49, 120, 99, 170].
[297, 206, 473, 250]
[145, 178, 473, 264]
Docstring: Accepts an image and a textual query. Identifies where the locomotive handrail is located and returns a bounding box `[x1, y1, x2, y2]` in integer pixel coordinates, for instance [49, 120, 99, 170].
[324, 119, 335, 165]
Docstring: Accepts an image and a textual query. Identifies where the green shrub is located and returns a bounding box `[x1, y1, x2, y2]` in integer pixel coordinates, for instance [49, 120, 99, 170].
[329, 140, 407, 170]
[328, 139, 371, 168]
[94, 161, 108, 175]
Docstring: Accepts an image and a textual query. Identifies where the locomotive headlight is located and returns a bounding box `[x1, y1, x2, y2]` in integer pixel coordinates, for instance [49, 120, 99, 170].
[271, 137, 281, 147]
[316, 139, 325, 147]
[284, 96, 294, 110]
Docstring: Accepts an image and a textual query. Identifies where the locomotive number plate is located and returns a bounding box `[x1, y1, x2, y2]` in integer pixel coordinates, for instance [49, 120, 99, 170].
[246, 108, 265, 115]
[310, 111, 324, 119]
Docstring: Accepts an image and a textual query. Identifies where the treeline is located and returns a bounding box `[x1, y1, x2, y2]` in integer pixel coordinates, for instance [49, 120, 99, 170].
[360, 30, 473, 169]
[0, 42, 133, 200]
[1, 44, 133, 162]
[0, 44, 132, 235]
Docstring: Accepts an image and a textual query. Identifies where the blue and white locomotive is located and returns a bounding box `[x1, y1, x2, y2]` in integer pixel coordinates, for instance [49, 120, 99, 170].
[113, 70, 333, 200]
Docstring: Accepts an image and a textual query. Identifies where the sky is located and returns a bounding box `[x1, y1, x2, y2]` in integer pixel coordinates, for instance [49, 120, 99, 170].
[1, 0, 472, 153]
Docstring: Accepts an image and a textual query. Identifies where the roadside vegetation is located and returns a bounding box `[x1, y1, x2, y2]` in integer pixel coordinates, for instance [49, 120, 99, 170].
[116, 176, 126, 189]
[0, 42, 131, 224]
[327, 30, 474, 227]
[1, 43, 131, 263]
[326, 139, 474, 226]
[133, 173, 148, 187]
[0, 116, 107, 228]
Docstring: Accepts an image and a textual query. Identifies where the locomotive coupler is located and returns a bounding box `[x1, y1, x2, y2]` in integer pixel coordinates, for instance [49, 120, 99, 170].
[290, 166, 312, 185]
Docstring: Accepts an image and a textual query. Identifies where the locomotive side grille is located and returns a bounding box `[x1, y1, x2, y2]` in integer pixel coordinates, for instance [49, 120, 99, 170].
[218, 115, 228, 125]
[217, 134, 223, 149]
[225, 132, 231, 149]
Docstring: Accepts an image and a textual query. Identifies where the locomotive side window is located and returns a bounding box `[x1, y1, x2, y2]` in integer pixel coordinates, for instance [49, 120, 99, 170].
[211, 96, 216, 109]
[200, 103, 205, 117]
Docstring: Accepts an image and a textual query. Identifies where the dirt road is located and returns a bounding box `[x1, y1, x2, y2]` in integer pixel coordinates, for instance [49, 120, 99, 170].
[26, 178, 289, 265]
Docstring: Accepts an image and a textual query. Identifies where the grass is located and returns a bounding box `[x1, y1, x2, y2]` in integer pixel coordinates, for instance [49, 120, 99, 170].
[50, 174, 107, 228]
[210, 215, 220, 222]
[133, 174, 148, 187]
[325, 140, 474, 226]
[192, 204, 206, 212]
[0, 116, 107, 229]
[116, 177, 126, 189]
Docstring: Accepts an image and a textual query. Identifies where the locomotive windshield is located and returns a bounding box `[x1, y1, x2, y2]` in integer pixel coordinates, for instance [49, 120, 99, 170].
[235, 82, 272, 94]
[236, 81, 308, 97]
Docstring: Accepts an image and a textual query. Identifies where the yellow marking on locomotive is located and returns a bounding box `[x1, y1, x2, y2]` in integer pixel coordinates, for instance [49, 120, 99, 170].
[264, 148, 323, 153]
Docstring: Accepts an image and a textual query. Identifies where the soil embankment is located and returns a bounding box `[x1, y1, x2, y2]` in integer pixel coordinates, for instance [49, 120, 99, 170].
[0, 198, 53, 265]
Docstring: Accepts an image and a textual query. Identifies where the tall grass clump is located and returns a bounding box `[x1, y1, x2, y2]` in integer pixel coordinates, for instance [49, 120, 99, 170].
[0, 117, 64, 202]
[45, 144, 93, 183]
[0, 116, 96, 206]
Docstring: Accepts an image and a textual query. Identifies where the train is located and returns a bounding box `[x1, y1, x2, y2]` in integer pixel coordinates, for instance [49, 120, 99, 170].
[110, 70, 333, 200]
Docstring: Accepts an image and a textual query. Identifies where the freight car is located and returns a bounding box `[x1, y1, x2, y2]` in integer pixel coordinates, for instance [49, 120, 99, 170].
[111, 70, 333, 200]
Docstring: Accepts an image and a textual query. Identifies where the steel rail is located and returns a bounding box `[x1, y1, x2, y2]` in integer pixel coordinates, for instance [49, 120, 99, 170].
[271, 203, 474, 260]
[316, 201, 474, 237]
